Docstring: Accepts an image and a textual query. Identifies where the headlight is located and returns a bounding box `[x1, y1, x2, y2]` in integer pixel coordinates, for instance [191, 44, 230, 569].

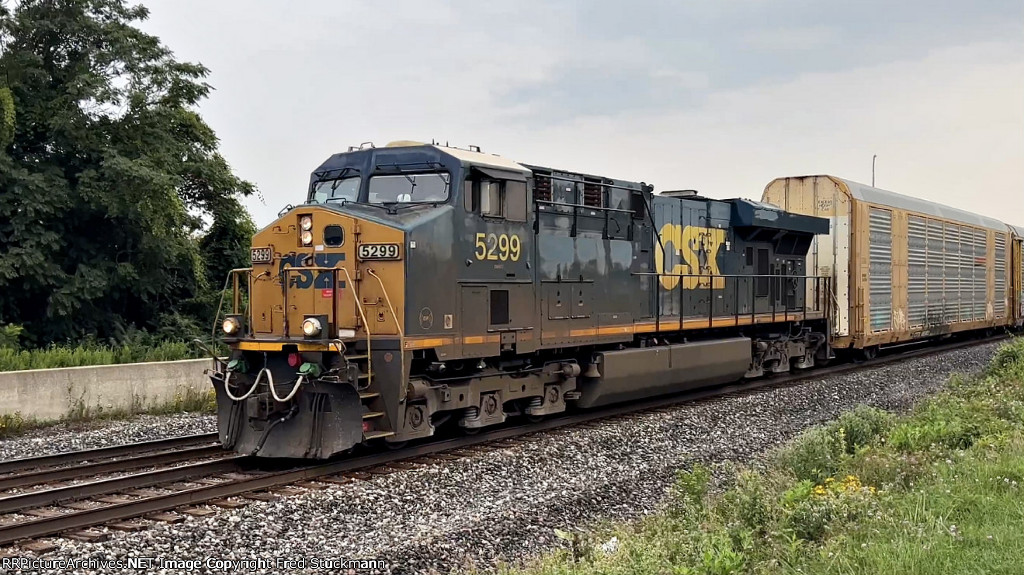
[300, 230, 313, 246]
[301, 317, 322, 337]
[222, 317, 240, 335]
[299, 215, 313, 231]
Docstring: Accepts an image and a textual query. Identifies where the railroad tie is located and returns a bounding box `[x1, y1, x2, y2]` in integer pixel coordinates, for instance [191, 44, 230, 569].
[148, 512, 185, 524]
[65, 529, 110, 542]
[107, 520, 147, 532]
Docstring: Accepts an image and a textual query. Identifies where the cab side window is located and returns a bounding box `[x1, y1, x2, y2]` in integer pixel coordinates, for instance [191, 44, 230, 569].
[465, 179, 527, 223]
[480, 181, 503, 217]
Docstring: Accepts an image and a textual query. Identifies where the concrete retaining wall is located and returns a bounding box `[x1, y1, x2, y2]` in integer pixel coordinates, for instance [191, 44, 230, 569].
[0, 358, 216, 421]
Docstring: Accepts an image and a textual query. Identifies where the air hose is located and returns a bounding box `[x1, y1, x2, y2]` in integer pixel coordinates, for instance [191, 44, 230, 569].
[251, 404, 298, 456]
[223, 368, 263, 402]
[269, 371, 305, 403]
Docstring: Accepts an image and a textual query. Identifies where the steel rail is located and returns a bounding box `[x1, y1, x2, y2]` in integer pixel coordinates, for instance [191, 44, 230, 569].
[0, 445, 227, 492]
[0, 334, 1009, 546]
[0, 457, 247, 516]
[0, 433, 220, 476]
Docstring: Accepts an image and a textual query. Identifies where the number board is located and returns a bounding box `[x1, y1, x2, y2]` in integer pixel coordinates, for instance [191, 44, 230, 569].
[251, 247, 273, 264]
[357, 243, 401, 260]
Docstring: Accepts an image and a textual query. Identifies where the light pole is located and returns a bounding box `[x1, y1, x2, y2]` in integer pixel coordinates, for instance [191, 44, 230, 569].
[872, 154, 877, 187]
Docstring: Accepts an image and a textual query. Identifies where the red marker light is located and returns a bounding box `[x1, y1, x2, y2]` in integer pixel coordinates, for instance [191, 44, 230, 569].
[288, 353, 302, 367]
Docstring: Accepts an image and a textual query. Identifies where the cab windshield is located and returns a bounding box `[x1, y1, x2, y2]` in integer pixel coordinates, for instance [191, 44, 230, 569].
[368, 172, 450, 204]
[312, 176, 361, 204]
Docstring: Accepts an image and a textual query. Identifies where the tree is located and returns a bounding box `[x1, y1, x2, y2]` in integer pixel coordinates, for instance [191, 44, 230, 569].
[0, 0, 256, 345]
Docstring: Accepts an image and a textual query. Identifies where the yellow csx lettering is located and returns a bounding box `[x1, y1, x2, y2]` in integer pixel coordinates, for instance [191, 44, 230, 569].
[655, 224, 727, 290]
[474, 232, 522, 262]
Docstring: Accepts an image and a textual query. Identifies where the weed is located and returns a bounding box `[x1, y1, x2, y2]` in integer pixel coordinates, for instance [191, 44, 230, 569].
[0, 412, 29, 438]
[669, 464, 712, 519]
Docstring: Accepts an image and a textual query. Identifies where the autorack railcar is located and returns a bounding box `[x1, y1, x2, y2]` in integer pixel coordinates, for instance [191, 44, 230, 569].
[762, 176, 1024, 357]
[209, 142, 833, 458]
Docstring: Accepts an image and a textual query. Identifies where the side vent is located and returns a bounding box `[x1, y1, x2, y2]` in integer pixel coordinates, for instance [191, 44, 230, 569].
[582, 179, 603, 207]
[534, 172, 552, 202]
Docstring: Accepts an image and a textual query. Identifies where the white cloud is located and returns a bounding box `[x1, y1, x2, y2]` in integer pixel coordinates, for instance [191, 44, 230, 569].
[140, 2, 1024, 227]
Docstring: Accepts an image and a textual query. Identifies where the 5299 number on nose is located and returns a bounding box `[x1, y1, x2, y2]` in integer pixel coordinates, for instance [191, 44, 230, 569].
[357, 243, 401, 260]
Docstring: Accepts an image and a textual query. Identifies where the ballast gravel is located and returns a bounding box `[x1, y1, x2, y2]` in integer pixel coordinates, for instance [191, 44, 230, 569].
[0, 413, 216, 462]
[0, 341, 1003, 575]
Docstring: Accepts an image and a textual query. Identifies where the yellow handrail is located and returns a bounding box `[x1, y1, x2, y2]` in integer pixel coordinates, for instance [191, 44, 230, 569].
[213, 267, 253, 338]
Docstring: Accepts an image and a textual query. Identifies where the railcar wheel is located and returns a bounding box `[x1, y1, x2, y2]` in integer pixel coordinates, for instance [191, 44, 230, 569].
[461, 426, 481, 435]
[858, 346, 879, 361]
[385, 440, 408, 450]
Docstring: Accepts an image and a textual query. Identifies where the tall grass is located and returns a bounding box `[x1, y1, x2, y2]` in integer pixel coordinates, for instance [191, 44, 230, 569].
[0, 340, 202, 372]
[513, 337, 1024, 575]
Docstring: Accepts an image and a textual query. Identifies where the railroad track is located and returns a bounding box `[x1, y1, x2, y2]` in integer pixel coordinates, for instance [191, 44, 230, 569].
[0, 433, 222, 492]
[0, 334, 1009, 548]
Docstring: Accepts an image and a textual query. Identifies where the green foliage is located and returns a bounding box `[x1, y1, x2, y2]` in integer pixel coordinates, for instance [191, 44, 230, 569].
[0, 0, 255, 346]
[512, 338, 1024, 575]
[776, 405, 893, 483]
[835, 405, 894, 453]
[0, 412, 28, 438]
[0, 338, 199, 371]
[668, 464, 712, 519]
[989, 339, 1024, 373]
[0, 323, 23, 350]
[0, 86, 13, 148]
[775, 424, 847, 484]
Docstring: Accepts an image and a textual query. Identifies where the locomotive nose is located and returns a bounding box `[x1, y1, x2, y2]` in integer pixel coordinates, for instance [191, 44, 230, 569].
[213, 205, 407, 458]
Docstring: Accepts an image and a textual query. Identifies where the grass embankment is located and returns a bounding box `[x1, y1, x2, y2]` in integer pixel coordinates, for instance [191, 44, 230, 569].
[520, 337, 1024, 575]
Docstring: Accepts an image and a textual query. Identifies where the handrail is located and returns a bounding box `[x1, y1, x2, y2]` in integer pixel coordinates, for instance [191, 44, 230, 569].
[366, 269, 404, 338]
[632, 273, 830, 327]
[632, 273, 830, 279]
[213, 267, 253, 338]
[535, 199, 635, 214]
[338, 267, 372, 384]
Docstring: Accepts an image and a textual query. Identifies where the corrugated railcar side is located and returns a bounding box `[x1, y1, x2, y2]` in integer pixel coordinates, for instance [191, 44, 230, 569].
[763, 175, 1015, 353]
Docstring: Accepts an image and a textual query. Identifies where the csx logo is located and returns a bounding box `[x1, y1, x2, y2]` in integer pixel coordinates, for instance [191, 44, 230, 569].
[279, 253, 347, 289]
[654, 224, 727, 290]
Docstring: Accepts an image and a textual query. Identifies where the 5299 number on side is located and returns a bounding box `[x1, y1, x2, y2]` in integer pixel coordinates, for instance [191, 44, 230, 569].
[474, 233, 521, 262]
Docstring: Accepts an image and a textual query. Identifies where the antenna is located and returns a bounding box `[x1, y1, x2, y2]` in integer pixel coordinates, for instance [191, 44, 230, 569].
[872, 154, 877, 187]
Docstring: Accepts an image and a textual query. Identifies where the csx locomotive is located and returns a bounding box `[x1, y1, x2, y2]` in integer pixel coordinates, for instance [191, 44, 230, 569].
[209, 141, 1022, 459]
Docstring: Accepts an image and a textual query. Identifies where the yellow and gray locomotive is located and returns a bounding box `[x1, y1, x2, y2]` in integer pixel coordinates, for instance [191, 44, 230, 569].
[210, 141, 832, 458]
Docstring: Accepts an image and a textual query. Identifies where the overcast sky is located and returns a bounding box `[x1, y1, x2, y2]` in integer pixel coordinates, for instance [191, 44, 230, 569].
[141, 0, 1024, 227]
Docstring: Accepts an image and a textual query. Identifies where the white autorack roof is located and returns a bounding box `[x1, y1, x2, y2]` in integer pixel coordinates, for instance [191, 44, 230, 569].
[837, 177, 1007, 232]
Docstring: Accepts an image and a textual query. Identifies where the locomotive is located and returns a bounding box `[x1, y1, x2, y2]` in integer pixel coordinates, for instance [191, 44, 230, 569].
[209, 141, 834, 458]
